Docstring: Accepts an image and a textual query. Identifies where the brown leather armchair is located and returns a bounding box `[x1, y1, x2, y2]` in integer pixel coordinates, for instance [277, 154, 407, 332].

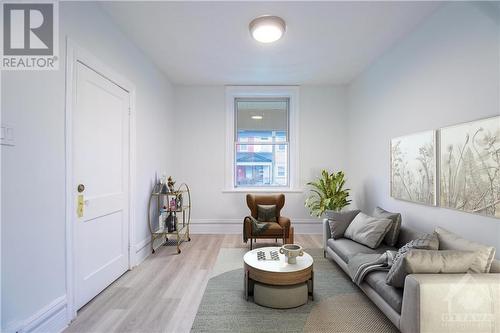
[243, 194, 294, 249]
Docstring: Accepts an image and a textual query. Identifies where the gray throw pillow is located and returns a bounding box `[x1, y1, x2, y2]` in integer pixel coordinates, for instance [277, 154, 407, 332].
[257, 204, 277, 222]
[327, 210, 361, 239]
[435, 227, 496, 273]
[386, 232, 439, 287]
[344, 212, 392, 249]
[386, 249, 475, 288]
[373, 207, 401, 247]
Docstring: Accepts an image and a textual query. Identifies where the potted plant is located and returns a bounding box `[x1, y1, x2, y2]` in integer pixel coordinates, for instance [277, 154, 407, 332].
[305, 169, 351, 218]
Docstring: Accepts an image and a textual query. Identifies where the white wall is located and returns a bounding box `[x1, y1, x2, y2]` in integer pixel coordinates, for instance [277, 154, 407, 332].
[172, 85, 348, 233]
[1, 2, 174, 331]
[348, 3, 500, 255]
[3, 1, 499, 331]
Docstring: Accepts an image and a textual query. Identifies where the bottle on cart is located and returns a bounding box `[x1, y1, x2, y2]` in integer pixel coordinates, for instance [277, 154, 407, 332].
[170, 197, 177, 211]
[158, 206, 167, 232]
[166, 212, 177, 232]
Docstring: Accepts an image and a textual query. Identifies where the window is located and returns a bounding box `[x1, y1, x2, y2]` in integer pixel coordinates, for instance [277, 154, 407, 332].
[235, 99, 289, 187]
[225, 86, 299, 191]
[277, 166, 286, 177]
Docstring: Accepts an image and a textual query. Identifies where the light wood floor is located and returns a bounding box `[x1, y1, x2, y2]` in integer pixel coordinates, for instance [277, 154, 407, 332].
[64, 234, 322, 333]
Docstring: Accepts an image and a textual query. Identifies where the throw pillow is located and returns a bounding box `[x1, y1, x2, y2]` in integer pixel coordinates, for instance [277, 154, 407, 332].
[386, 232, 439, 287]
[257, 204, 277, 222]
[406, 249, 476, 273]
[344, 212, 392, 249]
[373, 206, 401, 247]
[435, 227, 496, 273]
[387, 250, 475, 288]
[327, 210, 361, 239]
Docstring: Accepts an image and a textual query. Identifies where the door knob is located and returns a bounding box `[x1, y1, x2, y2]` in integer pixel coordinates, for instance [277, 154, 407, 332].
[77, 184, 85, 218]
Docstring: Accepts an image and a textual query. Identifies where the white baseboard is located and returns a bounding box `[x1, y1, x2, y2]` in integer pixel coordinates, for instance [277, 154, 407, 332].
[133, 238, 151, 266]
[133, 237, 169, 266]
[189, 218, 322, 234]
[4, 295, 68, 333]
[132, 219, 321, 263]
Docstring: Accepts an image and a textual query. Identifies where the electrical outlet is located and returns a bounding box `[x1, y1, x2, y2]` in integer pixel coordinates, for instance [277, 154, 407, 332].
[1, 123, 15, 146]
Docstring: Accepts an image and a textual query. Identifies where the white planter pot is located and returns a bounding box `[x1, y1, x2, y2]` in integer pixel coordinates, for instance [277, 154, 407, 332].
[324, 210, 339, 220]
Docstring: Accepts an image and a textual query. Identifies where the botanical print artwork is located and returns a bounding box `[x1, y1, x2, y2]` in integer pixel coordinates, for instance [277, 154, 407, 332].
[391, 131, 436, 205]
[440, 116, 500, 218]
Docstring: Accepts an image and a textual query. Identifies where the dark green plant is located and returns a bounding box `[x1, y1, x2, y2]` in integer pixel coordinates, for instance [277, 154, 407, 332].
[305, 170, 351, 217]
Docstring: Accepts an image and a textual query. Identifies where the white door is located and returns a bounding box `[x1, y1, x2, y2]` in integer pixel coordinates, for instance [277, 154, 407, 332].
[73, 61, 130, 310]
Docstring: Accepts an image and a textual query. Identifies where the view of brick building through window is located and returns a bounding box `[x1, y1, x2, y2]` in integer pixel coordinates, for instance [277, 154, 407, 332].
[235, 99, 289, 187]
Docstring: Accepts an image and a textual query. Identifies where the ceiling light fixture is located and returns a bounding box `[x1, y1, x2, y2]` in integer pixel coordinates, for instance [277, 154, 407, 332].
[251, 115, 263, 120]
[249, 15, 286, 43]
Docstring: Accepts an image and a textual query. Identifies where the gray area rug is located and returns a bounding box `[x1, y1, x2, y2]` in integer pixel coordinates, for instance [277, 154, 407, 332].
[191, 248, 398, 333]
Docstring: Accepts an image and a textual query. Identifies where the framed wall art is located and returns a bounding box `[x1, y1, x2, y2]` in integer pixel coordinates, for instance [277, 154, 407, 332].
[440, 116, 500, 218]
[391, 130, 437, 206]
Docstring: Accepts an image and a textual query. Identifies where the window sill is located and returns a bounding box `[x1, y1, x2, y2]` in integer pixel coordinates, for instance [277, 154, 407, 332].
[222, 188, 304, 193]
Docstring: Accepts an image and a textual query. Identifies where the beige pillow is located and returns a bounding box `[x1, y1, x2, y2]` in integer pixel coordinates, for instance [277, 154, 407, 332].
[387, 249, 476, 288]
[435, 227, 496, 273]
[405, 250, 476, 273]
[344, 212, 392, 249]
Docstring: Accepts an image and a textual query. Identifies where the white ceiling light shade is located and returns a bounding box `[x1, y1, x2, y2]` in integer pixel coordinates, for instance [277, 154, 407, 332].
[249, 15, 286, 43]
[251, 115, 263, 120]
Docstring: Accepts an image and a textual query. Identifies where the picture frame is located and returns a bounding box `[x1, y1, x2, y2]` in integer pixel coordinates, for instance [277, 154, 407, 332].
[439, 116, 500, 218]
[391, 130, 437, 206]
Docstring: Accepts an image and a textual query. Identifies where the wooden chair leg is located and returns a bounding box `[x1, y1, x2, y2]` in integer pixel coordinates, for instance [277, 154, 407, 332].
[250, 237, 253, 250]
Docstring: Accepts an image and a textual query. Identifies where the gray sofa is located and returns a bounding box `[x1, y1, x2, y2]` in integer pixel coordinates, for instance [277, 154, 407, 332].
[322, 219, 500, 333]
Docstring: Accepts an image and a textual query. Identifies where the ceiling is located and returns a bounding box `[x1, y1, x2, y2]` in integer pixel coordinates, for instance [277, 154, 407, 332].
[101, 1, 441, 85]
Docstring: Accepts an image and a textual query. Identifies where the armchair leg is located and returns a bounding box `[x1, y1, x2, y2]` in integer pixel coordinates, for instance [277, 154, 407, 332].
[250, 238, 253, 250]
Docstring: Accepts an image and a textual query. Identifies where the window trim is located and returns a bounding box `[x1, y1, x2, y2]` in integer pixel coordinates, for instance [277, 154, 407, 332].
[224, 86, 300, 192]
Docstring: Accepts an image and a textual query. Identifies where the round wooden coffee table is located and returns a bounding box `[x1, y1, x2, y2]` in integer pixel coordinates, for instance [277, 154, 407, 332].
[243, 246, 314, 308]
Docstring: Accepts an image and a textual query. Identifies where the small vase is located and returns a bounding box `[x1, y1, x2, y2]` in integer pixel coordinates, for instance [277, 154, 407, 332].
[279, 244, 304, 264]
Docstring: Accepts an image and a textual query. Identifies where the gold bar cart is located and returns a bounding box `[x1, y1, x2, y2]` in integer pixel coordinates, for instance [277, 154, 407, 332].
[147, 182, 191, 254]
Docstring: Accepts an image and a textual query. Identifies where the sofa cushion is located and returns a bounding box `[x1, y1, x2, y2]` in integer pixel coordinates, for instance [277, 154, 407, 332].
[396, 226, 426, 248]
[386, 232, 439, 288]
[491, 259, 500, 273]
[264, 222, 283, 234]
[406, 249, 475, 272]
[435, 227, 496, 273]
[327, 238, 395, 263]
[251, 221, 283, 236]
[344, 213, 392, 249]
[327, 210, 361, 239]
[257, 204, 277, 222]
[388, 249, 476, 289]
[365, 271, 403, 313]
[373, 207, 401, 247]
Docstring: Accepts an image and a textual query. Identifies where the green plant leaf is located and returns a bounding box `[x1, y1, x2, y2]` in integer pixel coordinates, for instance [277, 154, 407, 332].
[304, 169, 351, 217]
